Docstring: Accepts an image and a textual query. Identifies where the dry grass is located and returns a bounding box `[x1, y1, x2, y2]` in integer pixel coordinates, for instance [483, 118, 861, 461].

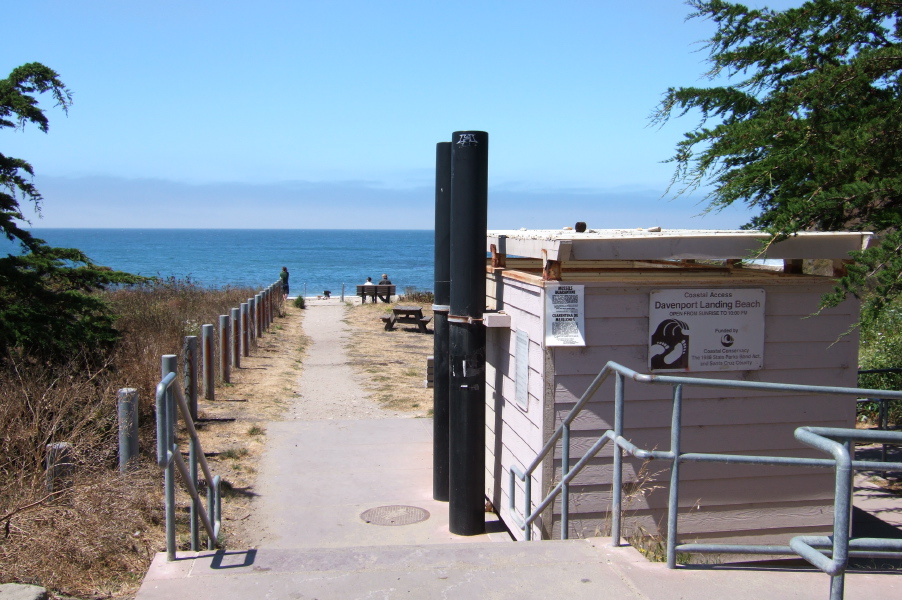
[343, 300, 434, 415]
[0, 279, 282, 598]
[0, 466, 164, 598]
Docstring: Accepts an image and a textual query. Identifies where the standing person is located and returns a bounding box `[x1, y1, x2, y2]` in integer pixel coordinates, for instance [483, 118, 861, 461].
[377, 273, 392, 303]
[280, 266, 289, 301]
[361, 276, 375, 303]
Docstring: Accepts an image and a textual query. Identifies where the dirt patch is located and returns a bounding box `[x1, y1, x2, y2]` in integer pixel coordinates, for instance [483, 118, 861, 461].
[343, 301, 435, 415]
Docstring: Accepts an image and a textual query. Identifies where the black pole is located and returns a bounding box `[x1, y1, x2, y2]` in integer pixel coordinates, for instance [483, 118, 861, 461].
[448, 130, 488, 535]
[433, 141, 452, 502]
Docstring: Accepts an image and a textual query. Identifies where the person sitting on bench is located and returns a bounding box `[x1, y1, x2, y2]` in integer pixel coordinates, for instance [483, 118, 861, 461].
[377, 273, 392, 303]
[361, 277, 375, 303]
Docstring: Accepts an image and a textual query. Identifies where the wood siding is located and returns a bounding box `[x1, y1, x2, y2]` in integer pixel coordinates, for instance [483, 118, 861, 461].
[485, 269, 860, 544]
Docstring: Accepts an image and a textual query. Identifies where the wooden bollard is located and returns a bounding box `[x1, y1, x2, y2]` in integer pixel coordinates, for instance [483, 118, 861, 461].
[184, 336, 198, 420]
[248, 297, 256, 344]
[46, 442, 74, 493]
[231, 307, 241, 368]
[219, 315, 230, 383]
[241, 303, 249, 357]
[117, 388, 139, 472]
[256, 293, 264, 335]
[202, 324, 215, 400]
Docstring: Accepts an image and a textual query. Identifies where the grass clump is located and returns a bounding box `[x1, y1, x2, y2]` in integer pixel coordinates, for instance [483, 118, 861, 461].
[293, 296, 306, 309]
[398, 287, 434, 303]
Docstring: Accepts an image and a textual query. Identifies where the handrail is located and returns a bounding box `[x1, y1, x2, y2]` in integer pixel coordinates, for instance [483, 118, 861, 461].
[153, 279, 283, 560]
[508, 361, 902, 600]
[156, 366, 222, 561]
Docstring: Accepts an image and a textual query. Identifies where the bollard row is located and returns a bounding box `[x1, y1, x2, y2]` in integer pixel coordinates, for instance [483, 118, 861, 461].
[106, 281, 283, 475]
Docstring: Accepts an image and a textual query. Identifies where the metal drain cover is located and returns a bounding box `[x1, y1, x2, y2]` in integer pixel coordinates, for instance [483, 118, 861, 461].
[360, 505, 430, 526]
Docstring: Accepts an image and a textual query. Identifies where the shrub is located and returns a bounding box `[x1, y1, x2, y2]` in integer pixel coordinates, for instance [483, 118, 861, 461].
[398, 287, 434, 304]
[293, 295, 306, 309]
[858, 297, 902, 426]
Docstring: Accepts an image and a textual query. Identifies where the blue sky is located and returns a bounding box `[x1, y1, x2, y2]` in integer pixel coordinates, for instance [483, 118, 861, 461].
[5, 0, 802, 230]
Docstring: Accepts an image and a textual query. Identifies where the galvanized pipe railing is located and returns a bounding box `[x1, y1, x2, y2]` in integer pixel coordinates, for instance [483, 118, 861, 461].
[156, 361, 221, 561]
[508, 361, 902, 598]
[153, 281, 282, 561]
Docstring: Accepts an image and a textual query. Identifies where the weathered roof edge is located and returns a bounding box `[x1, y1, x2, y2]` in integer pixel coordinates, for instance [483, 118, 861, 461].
[486, 229, 872, 261]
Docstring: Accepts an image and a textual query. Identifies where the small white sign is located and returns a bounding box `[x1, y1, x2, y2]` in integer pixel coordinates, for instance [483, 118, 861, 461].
[649, 288, 765, 372]
[545, 283, 586, 347]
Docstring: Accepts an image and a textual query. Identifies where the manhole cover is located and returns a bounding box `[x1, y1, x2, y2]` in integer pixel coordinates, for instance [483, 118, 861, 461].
[360, 505, 430, 526]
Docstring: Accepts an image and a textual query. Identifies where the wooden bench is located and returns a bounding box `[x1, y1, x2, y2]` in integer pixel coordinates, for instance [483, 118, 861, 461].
[357, 284, 395, 303]
[380, 306, 432, 333]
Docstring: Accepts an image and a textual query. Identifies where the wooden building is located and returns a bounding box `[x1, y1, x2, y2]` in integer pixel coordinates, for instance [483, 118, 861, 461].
[482, 228, 871, 544]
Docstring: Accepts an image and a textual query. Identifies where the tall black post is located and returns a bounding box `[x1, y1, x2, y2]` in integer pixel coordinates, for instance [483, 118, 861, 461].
[448, 130, 488, 535]
[433, 142, 452, 502]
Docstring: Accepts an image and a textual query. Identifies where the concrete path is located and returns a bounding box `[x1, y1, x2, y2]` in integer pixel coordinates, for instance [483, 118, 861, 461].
[136, 303, 902, 599]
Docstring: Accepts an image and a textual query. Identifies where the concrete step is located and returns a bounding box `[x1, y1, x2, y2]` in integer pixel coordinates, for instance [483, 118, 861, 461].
[136, 538, 901, 600]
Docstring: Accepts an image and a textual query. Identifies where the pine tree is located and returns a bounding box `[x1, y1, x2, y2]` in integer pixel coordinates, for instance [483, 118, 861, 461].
[1, 63, 144, 362]
[654, 0, 902, 320]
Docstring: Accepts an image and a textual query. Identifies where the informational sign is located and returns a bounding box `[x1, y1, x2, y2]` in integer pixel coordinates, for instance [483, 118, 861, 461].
[515, 329, 529, 409]
[545, 283, 586, 347]
[648, 288, 765, 372]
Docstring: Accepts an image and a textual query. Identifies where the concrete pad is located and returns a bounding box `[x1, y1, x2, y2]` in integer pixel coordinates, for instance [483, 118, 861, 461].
[137, 539, 902, 600]
[247, 418, 505, 549]
[0, 584, 49, 600]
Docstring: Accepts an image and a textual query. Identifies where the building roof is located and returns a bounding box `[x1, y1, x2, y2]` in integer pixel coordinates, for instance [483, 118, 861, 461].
[486, 229, 872, 261]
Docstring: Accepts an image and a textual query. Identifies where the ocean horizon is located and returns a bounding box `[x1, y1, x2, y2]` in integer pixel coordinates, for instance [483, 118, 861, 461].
[19, 229, 436, 295]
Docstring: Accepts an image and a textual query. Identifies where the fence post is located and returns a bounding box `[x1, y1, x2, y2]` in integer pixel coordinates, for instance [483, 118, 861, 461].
[341, 283, 345, 302]
[266, 287, 272, 329]
[184, 336, 198, 421]
[256, 293, 263, 337]
[117, 388, 139, 473]
[231, 307, 241, 368]
[161, 354, 178, 560]
[219, 315, 230, 383]
[45, 442, 74, 493]
[202, 324, 215, 401]
[241, 302, 249, 357]
[248, 297, 256, 345]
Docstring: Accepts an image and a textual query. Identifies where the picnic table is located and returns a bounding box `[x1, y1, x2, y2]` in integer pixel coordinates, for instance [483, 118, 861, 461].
[381, 305, 432, 333]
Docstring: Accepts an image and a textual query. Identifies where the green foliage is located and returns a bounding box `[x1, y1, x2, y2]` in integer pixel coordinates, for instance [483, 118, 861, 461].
[655, 1, 902, 316]
[0, 246, 144, 360]
[858, 296, 902, 424]
[1, 63, 144, 363]
[293, 295, 306, 309]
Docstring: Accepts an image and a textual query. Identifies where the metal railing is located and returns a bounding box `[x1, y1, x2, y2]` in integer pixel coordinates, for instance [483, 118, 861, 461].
[152, 280, 283, 560]
[508, 361, 902, 600]
[156, 356, 222, 561]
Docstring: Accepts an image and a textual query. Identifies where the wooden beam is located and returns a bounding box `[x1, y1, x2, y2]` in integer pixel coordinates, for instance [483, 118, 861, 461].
[490, 243, 507, 268]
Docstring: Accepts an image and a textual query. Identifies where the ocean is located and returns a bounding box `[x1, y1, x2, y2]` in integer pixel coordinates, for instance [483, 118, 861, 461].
[19, 229, 435, 295]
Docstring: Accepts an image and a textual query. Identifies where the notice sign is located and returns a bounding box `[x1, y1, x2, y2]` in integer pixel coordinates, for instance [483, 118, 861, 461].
[545, 283, 586, 346]
[648, 288, 765, 372]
